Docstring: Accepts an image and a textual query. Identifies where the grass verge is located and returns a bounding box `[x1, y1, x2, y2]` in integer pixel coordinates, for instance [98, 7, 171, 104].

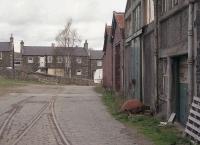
[95, 86, 192, 145]
[0, 76, 41, 88]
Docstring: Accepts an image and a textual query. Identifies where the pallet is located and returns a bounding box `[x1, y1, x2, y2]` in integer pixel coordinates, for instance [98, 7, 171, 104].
[185, 96, 200, 144]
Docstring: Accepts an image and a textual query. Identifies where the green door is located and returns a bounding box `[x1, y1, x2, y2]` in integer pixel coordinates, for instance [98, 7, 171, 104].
[177, 56, 188, 126]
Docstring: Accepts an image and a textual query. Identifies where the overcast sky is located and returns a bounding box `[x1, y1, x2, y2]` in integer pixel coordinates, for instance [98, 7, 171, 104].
[0, 0, 126, 52]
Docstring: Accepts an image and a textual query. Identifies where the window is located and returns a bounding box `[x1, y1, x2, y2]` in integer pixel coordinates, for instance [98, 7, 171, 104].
[161, 0, 167, 13]
[76, 70, 82, 76]
[28, 57, 34, 63]
[133, 4, 141, 32]
[76, 57, 82, 64]
[47, 56, 53, 63]
[97, 60, 102, 67]
[146, 0, 154, 24]
[0, 52, 2, 60]
[57, 56, 63, 63]
[126, 15, 132, 37]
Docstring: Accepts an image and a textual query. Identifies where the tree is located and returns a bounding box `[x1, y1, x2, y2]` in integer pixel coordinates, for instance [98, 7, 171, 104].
[55, 19, 81, 47]
[55, 19, 81, 77]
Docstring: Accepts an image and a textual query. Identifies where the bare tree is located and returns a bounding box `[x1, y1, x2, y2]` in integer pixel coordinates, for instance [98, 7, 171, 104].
[55, 19, 81, 77]
[56, 19, 81, 47]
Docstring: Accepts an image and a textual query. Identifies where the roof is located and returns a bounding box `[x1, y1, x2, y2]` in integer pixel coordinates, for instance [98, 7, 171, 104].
[103, 25, 112, 52]
[0, 42, 11, 51]
[90, 50, 103, 60]
[22, 46, 88, 57]
[114, 12, 125, 29]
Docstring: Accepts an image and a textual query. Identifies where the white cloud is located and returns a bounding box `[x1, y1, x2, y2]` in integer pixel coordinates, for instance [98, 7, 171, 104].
[0, 0, 126, 52]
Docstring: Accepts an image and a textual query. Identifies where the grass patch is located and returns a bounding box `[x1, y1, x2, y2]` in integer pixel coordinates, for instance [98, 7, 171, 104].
[96, 86, 192, 145]
[0, 76, 41, 88]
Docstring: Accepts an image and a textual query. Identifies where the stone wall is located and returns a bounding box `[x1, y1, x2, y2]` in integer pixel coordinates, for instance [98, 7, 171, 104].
[0, 51, 12, 68]
[0, 68, 94, 86]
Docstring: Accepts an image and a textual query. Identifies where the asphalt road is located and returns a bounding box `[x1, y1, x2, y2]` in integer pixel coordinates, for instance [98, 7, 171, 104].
[0, 84, 138, 145]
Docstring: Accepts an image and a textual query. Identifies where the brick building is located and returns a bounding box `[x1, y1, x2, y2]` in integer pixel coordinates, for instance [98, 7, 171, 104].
[103, 25, 113, 89]
[111, 12, 125, 94]
[0, 35, 14, 69]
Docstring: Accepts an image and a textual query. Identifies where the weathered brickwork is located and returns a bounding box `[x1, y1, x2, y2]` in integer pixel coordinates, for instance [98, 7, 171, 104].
[112, 12, 125, 94]
[103, 26, 113, 89]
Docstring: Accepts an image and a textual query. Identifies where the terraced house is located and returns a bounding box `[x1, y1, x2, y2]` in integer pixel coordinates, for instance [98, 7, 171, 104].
[0, 35, 14, 69]
[21, 40, 90, 79]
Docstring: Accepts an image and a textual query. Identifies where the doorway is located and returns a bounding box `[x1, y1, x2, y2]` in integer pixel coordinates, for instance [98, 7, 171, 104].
[173, 55, 188, 126]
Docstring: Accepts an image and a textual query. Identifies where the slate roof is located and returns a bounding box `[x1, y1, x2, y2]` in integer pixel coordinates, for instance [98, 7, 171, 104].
[0, 42, 11, 51]
[22, 46, 89, 57]
[90, 50, 103, 60]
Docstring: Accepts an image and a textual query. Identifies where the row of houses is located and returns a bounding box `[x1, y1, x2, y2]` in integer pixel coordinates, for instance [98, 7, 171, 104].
[103, 0, 200, 130]
[0, 36, 103, 82]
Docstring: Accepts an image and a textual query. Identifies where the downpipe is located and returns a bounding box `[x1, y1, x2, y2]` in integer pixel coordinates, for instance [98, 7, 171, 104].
[188, 1, 194, 107]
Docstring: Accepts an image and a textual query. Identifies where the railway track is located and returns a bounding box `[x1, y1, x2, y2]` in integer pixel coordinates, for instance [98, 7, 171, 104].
[50, 97, 71, 145]
[0, 96, 71, 145]
[0, 96, 35, 138]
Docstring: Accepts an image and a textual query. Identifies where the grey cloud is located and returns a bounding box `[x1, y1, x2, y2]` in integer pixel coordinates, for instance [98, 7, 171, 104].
[0, 0, 126, 51]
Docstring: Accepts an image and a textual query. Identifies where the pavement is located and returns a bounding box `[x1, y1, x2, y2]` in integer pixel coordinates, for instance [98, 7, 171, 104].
[0, 84, 141, 145]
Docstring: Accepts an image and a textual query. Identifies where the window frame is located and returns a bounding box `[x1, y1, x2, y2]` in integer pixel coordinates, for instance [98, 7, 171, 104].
[97, 60, 102, 67]
[27, 57, 34, 64]
[57, 56, 63, 63]
[47, 56, 53, 63]
[76, 69, 82, 76]
[76, 57, 82, 64]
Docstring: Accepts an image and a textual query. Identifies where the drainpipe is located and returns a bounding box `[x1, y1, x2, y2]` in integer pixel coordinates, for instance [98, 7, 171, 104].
[154, 0, 159, 113]
[188, 1, 194, 106]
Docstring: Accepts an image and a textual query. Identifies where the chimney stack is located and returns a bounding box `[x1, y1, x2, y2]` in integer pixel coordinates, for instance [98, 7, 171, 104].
[20, 40, 24, 54]
[10, 34, 14, 43]
[52, 43, 55, 47]
[84, 40, 88, 50]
